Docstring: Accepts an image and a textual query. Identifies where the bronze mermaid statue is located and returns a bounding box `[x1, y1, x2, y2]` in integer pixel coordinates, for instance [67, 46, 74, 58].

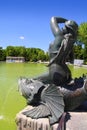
[18, 17, 87, 125]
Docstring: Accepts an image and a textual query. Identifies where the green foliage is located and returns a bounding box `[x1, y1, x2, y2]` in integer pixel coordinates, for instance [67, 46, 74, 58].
[0, 46, 49, 62]
[6, 46, 16, 56]
[83, 45, 87, 63]
[77, 22, 87, 63]
[6, 46, 26, 57]
[25, 47, 49, 62]
[74, 45, 84, 59]
[78, 22, 87, 45]
[0, 47, 6, 61]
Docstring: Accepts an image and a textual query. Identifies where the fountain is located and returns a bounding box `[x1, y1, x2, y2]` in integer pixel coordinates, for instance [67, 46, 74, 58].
[16, 17, 87, 130]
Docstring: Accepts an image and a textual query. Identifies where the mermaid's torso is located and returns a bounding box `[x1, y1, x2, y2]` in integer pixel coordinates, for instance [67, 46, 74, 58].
[49, 35, 63, 59]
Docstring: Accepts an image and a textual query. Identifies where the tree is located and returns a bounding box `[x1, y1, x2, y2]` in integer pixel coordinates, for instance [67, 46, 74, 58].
[77, 22, 87, 63]
[6, 46, 16, 56]
[0, 47, 6, 61]
[0, 47, 3, 61]
[74, 44, 84, 59]
[15, 46, 26, 57]
[25, 48, 31, 61]
[1, 46, 49, 62]
[78, 22, 87, 45]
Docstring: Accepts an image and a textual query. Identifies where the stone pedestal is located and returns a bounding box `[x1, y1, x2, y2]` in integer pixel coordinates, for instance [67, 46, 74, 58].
[65, 102, 87, 130]
[15, 105, 87, 130]
[15, 106, 65, 130]
[66, 112, 87, 130]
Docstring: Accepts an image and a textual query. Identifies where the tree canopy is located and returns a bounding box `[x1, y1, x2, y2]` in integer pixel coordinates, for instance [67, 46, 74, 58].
[74, 22, 87, 63]
[78, 22, 87, 45]
[0, 46, 49, 62]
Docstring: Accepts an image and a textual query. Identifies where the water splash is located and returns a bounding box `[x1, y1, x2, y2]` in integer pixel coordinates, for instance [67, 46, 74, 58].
[0, 115, 4, 120]
[1, 83, 16, 112]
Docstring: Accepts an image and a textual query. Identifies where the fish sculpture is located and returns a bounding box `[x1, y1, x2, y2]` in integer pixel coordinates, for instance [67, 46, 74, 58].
[18, 77, 87, 125]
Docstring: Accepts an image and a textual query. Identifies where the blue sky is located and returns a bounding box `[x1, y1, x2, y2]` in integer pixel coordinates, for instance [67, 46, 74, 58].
[0, 0, 87, 51]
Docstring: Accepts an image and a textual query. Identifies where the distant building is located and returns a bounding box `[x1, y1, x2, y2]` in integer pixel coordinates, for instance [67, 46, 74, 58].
[74, 59, 84, 66]
[6, 56, 25, 63]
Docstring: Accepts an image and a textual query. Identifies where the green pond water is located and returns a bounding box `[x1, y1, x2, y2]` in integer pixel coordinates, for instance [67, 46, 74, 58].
[0, 62, 87, 130]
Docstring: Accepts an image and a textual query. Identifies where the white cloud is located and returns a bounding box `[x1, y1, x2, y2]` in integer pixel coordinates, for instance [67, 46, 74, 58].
[19, 36, 25, 40]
